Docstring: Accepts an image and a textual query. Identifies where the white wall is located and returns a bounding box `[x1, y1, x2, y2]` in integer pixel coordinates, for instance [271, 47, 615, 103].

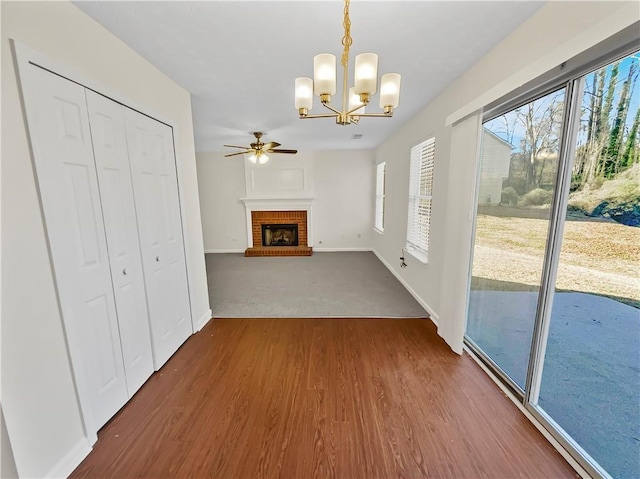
[313, 150, 374, 251]
[197, 153, 248, 252]
[372, 2, 639, 353]
[196, 149, 375, 252]
[1, 1, 209, 477]
[244, 151, 314, 200]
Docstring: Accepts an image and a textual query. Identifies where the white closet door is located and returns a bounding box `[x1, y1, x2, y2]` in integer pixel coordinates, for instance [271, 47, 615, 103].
[86, 91, 154, 394]
[124, 109, 192, 368]
[24, 66, 128, 429]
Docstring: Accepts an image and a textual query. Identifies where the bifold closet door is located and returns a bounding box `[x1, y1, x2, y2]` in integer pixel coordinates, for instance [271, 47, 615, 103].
[23, 66, 128, 430]
[86, 91, 154, 393]
[124, 109, 192, 368]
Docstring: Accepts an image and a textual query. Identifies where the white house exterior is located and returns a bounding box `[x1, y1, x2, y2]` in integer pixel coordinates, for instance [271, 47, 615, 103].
[478, 129, 513, 205]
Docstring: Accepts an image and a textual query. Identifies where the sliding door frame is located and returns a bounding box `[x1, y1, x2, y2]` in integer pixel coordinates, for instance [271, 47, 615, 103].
[464, 26, 640, 479]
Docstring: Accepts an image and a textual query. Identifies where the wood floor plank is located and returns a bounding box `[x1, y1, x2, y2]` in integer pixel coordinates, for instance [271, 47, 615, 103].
[70, 318, 578, 479]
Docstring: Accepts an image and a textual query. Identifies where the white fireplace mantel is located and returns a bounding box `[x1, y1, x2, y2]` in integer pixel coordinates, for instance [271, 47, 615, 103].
[240, 197, 315, 247]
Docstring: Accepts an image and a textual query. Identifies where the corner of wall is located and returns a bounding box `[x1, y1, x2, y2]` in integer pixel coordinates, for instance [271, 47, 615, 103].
[44, 438, 92, 479]
[195, 309, 213, 332]
[372, 249, 440, 327]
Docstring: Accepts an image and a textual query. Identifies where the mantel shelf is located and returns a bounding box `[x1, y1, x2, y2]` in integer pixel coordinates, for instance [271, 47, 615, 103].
[240, 197, 315, 205]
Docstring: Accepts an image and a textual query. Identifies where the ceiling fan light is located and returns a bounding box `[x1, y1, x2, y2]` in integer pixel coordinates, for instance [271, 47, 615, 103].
[379, 73, 401, 108]
[295, 77, 314, 110]
[354, 53, 378, 96]
[247, 153, 258, 164]
[313, 54, 336, 97]
[257, 153, 269, 165]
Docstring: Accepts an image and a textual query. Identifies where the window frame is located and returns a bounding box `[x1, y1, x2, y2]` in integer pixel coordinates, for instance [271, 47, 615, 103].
[374, 162, 386, 233]
[406, 136, 435, 263]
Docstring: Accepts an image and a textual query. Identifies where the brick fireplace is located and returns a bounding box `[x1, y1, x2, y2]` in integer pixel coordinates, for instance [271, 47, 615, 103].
[241, 198, 314, 257]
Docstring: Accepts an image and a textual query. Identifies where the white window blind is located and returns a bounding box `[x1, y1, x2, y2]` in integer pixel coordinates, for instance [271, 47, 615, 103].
[406, 137, 435, 261]
[375, 162, 386, 232]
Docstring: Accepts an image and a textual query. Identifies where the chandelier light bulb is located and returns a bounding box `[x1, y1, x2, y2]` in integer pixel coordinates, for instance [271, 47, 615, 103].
[247, 153, 258, 164]
[258, 153, 269, 165]
[379, 73, 401, 108]
[313, 54, 337, 96]
[354, 53, 378, 96]
[295, 77, 314, 110]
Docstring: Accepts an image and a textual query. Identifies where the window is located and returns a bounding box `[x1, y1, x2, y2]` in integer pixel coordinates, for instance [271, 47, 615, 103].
[374, 162, 386, 232]
[406, 137, 435, 261]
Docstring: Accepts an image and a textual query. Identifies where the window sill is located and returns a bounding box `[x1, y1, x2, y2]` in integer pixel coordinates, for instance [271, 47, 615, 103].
[373, 227, 384, 235]
[406, 247, 428, 264]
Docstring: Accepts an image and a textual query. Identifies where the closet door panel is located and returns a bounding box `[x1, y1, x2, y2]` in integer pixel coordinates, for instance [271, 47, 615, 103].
[24, 66, 128, 429]
[124, 109, 191, 368]
[86, 91, 154, 394]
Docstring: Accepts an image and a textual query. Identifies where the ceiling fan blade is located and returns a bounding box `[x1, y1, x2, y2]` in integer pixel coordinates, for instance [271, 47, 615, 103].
[268, 149, 298, 154]
[262, 142, 281, 150]
[223, 144, 249, 149]
[224, 151, 248, 157]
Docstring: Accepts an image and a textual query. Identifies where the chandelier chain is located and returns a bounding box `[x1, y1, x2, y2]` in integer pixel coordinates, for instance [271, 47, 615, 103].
[341, 0, 352, 68]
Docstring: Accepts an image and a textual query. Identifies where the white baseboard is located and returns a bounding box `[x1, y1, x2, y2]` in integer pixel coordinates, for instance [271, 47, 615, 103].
[464, 346, 590, 479]
[372, 249, 439, 326]
[205, 249, 244, 254]
[313, 247, 373, 252]
[206, 248, 374, 253]
[195, 309, 212, 331]
[45, 437, 91, 479]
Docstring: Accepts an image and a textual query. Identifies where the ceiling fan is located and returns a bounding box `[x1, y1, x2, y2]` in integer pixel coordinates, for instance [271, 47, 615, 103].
[224, 132, 297, 164]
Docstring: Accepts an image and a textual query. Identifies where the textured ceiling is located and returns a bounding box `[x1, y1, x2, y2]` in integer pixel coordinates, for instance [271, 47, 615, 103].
[74, 1, 544, 152]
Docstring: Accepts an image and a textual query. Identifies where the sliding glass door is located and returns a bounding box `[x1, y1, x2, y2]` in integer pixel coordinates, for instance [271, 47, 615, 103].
[466, 87, 566, 391]
[466, 50, 640, 479]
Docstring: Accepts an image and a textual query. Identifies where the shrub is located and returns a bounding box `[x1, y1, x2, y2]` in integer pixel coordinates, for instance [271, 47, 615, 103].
[520, 188, 553, 206]
[500, 187, 518, 206]
[504, 177, 527, 196]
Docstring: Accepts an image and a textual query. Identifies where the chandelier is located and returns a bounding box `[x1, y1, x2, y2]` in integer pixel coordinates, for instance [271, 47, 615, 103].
[294, 0, 401, 125]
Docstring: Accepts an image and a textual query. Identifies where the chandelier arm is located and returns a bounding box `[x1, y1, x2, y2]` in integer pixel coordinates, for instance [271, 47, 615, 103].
[353, 112, 394, 118]
[322, 102, 343, 115]
[346, 105, 368, 116]
[300, 113, 341, 119]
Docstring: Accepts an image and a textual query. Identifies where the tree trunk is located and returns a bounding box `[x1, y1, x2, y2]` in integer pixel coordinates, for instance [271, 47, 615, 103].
[604, 61, 637, 177]
[621, 106, 640, 169]
[584, 70, 606, 185]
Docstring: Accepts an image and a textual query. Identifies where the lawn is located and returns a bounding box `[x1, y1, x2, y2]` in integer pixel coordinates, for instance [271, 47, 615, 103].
[472, 213, 640, 308]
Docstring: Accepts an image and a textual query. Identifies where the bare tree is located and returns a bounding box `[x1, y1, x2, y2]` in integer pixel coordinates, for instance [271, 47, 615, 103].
[583, 69, 607, 185]
[515, 92, 564, 190]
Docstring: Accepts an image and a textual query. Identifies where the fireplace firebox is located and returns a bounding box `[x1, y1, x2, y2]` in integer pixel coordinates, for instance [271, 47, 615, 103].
[261, 224, 298, 247]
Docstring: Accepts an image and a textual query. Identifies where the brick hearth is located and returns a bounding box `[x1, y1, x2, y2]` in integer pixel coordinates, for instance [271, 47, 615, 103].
[245, 210, 312, 257]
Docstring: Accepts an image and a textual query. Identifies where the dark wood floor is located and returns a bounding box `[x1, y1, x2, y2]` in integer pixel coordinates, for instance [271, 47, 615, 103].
[70, 318, 577, 479]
